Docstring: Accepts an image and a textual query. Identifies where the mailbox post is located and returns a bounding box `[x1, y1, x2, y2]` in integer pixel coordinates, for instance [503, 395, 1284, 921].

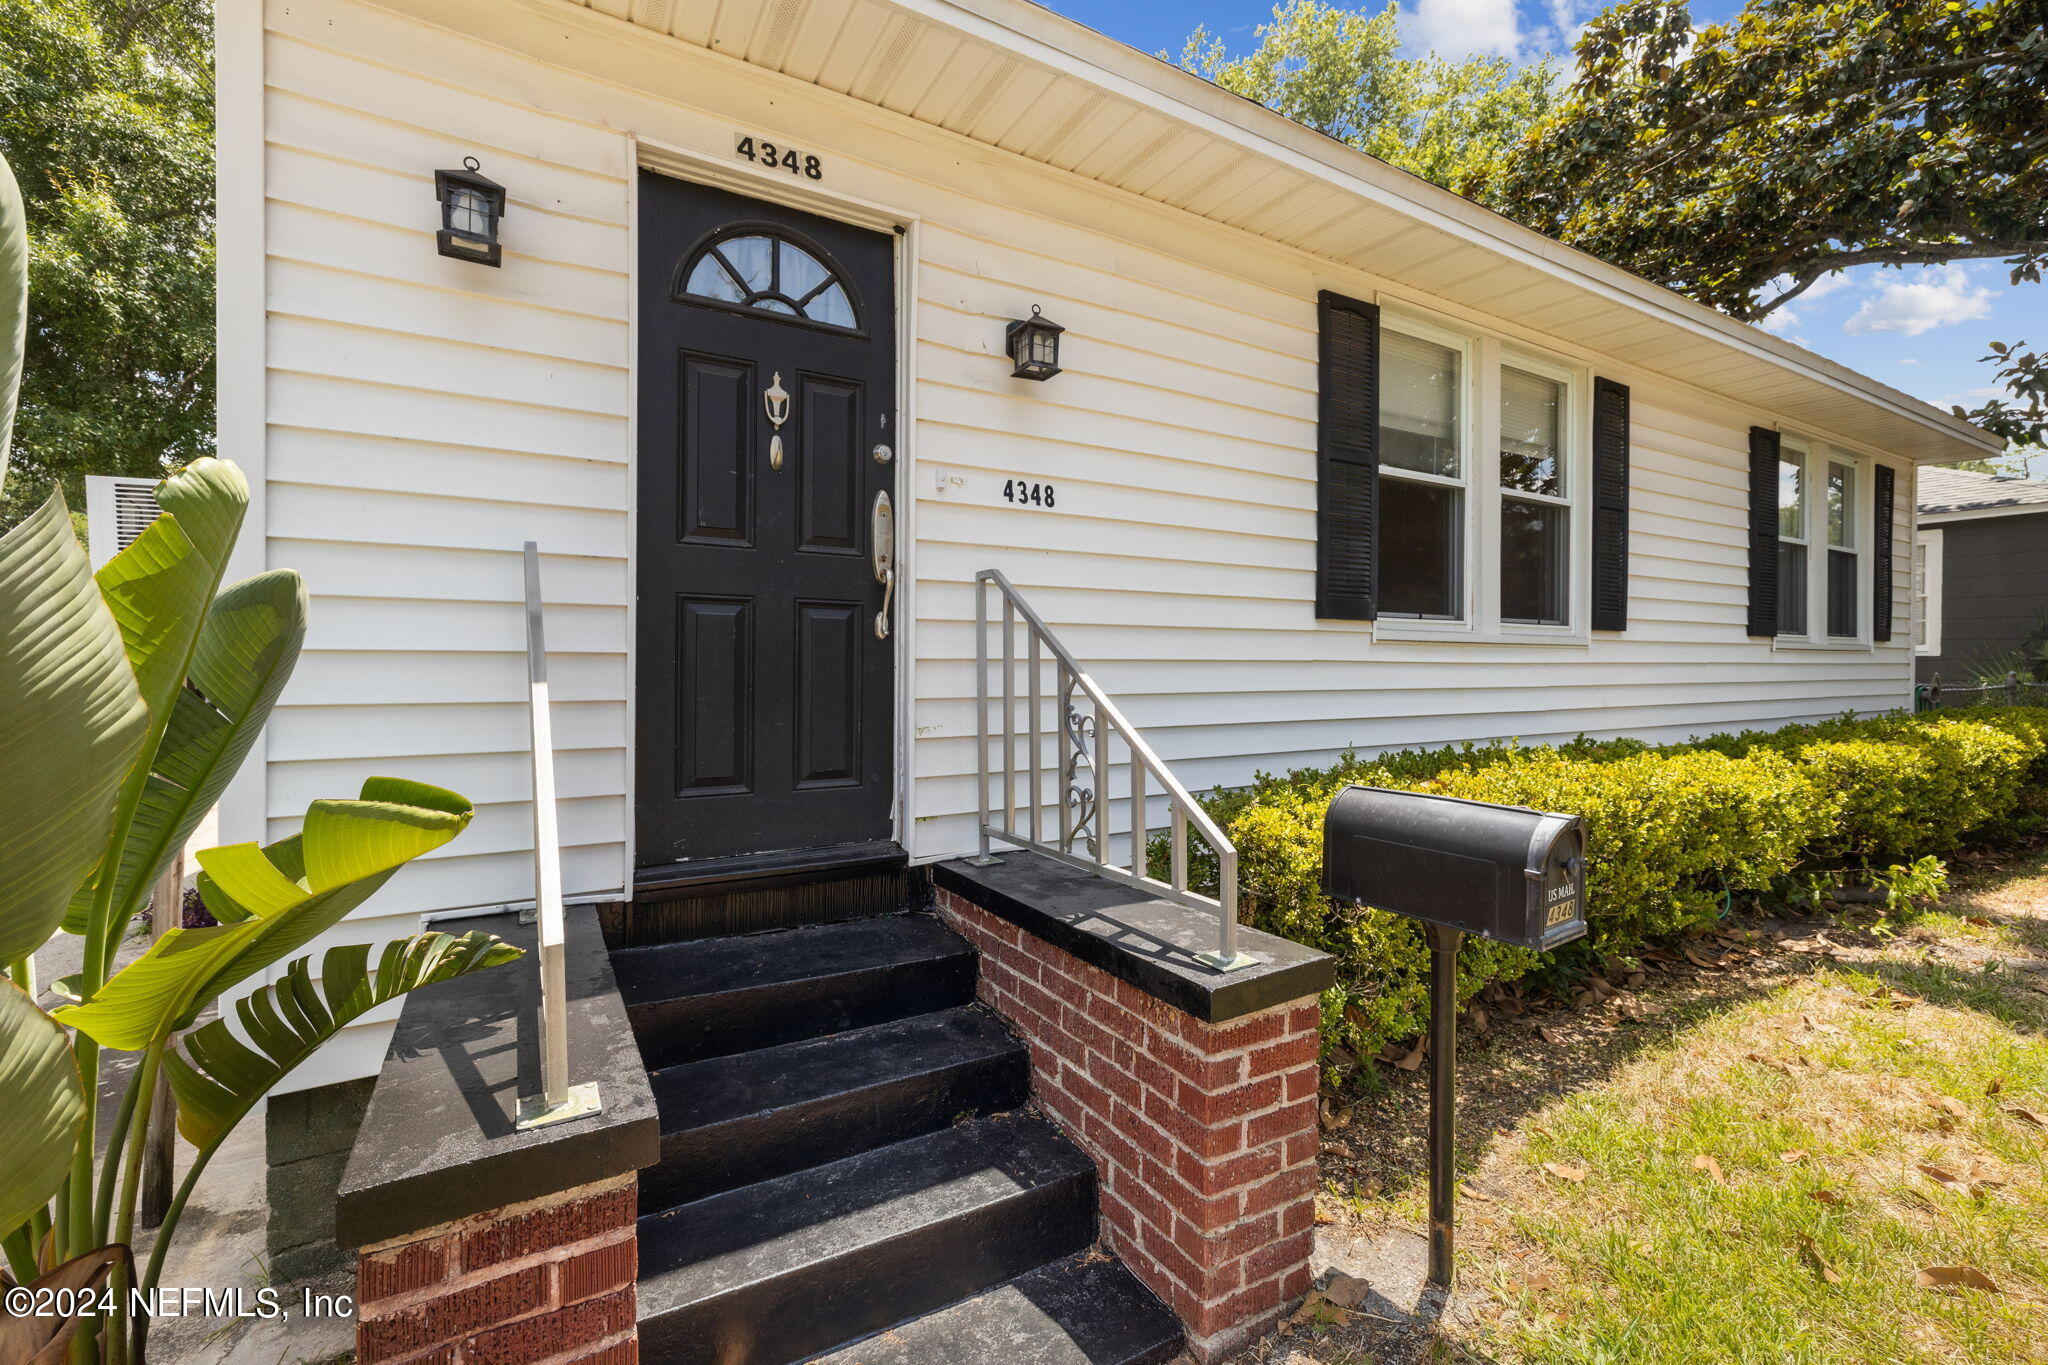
[1323, 787, 1587, 1289]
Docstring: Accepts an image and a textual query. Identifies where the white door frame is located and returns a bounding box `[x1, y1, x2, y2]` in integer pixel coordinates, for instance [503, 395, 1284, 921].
[623, 135, 922, 875]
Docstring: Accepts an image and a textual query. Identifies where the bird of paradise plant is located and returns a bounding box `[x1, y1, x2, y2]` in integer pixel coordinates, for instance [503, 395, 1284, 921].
[0, 150, 522, 1362]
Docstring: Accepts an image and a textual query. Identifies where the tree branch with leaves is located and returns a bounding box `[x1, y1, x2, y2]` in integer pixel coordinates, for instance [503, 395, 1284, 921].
[1479, 0, 2046, 446]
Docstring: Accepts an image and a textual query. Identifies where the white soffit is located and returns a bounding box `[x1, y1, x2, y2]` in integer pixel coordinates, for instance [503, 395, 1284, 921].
[584, 0, 1999, 463]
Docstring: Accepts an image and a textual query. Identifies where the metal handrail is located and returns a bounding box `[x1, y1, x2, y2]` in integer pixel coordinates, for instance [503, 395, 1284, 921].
[515, 542, 600, 1130]
[972, 568, 1253, 972]
[1921, 670, 2047, 710]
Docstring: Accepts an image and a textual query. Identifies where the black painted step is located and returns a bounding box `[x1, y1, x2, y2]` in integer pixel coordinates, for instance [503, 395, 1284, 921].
[641, 1005, 1029, 1211]
[809, 1251, 1184, 1365]
[613, 913, 976, 1070]
[637, 1114, 1097, 1365]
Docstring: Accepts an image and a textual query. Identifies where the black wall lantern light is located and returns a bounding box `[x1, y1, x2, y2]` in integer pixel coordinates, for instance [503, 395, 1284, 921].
[1005, 305, 1064, 381]
[435, 157, 507, 267]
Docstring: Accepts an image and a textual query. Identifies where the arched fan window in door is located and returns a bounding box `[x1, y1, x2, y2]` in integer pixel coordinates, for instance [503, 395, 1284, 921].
[678, 229, 860, 331]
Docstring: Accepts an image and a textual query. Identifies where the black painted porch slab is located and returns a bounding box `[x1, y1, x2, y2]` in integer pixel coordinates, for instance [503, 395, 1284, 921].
[810, 1251, 1183, 1365]
[636, 1113, 1096, 1365]
[640, 1004, 1028, 1210]
[333, 905, 660, 1251]
[611, 911, 976, 1069]
[934, 851, 1335, 1023]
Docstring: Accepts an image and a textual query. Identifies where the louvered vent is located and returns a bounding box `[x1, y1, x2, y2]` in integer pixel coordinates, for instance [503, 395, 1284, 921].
[84, 475, 163, 569]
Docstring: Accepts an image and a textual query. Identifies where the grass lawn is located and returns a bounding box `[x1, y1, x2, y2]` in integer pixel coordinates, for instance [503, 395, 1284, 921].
[1268, 847, 2048, 1365]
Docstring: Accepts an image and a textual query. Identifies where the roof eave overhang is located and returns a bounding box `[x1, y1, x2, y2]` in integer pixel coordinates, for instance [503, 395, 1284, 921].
[567, 0, 2003, 463]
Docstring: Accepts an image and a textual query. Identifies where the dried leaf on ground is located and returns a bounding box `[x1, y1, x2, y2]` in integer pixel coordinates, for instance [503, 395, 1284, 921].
[1985, 1076, 2004, 1095]
[2002, 1104, 2046, 1127]
[1929, 1095, 1971, 1119]
[1915, 1265, 2000, 1292]
[1394, 1040, 1426, 1071]
[1542, 1161, 1588, 1183]
[1684, 946, 1725, 970]
[1917, 1163, 1974, 1194]
[1323, 1271, 1372, 1310]
[1779, 1149, 1809, 1164]
[1539, 1026, 1568, 1045]
[1794, 1234, 1843, 1284]
[1692, 1154, 1726, 1184]
[1808, 1189, 1845, 1205]
[1320, 1141, 1354, 1160]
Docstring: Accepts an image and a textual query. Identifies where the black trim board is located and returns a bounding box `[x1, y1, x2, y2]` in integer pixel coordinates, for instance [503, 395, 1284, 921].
[934, 853, 1334, 1023]
[334, 905, 660, 1251]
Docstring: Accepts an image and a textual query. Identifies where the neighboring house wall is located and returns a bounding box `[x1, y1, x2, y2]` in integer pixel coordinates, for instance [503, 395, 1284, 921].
[234, 0, 1916, 1087]
[1917, 509, 2048, 684]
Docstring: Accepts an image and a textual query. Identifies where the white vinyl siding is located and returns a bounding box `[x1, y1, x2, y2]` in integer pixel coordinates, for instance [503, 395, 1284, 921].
[242, 0, 1918, 1087]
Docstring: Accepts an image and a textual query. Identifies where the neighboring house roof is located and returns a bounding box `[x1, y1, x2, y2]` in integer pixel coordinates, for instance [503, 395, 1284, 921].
[602, 0, 2001, 463]
[1918, 467, 2048, 521]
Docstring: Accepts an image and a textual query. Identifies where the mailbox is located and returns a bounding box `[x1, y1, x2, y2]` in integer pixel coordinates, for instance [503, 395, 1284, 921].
[1323, 786, 1587, 952]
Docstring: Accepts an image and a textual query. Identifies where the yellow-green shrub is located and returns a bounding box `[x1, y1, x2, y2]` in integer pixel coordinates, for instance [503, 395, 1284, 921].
[1212, 707, 2048, 1063]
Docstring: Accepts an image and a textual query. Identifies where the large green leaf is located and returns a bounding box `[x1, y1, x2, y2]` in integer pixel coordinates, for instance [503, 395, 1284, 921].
[166, 931, 522, 1151]
[0, 491, 149, 966]
[0, 150, 25, 491]
[72, 570, 307, 954]
[55, 779, 474, 1051]
[68, 458, 250, 967]
[0, 980, 84, 1240]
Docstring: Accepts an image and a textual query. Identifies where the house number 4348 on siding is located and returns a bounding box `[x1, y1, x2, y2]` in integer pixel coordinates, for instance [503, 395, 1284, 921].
[1002, 479, 1056, 508]
[734, 133, 824, 180]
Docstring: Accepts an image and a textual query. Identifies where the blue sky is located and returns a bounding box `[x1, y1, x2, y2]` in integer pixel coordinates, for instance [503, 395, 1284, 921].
[1057, 0, 2043, 465]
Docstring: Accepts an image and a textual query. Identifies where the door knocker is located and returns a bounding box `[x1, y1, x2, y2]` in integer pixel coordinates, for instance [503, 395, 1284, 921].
[763, 372, 790, 470]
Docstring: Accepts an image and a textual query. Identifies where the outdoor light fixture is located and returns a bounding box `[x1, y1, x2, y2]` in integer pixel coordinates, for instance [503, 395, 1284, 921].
[1005, 305, 1064, 380]
[435, 157, 507, 267]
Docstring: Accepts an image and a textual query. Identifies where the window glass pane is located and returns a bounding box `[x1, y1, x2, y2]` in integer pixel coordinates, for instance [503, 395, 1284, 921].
[808, 283, 855, 329]
[685, 254, 745, 303]
[1379, 331, 1460, 479]
[720, 236, 773, 291]
[1501, 497, 1568, 625]
[1779, 453, 1805, 540]
[754, 298, 797, 315]
[1499, 367, 1562, 497]
[778, 239, 830, 300]
[1827, 461, 1854, 547]
[1827, 548, 1857, 637]
[1777, 542, 1808, 635]
[1379, 477, 1461, 618]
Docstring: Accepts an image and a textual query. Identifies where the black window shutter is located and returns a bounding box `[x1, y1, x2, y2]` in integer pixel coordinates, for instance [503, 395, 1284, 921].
[1316, 290, 1380, 620]
[1747, 426, 1781, 637]
[1590, 378, 1631, 631]
[1872, 463, 1895, 642]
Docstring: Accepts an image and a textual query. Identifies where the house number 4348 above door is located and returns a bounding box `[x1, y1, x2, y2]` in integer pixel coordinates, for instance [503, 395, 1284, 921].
[734, 133, 825, 181]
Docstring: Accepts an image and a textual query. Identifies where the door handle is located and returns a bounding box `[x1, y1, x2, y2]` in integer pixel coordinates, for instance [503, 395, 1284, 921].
[764, 372, 790, 470]
[871, 490, 895, 640]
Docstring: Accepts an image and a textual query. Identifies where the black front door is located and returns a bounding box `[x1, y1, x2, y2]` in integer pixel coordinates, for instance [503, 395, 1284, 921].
[635, 172, 897, 868]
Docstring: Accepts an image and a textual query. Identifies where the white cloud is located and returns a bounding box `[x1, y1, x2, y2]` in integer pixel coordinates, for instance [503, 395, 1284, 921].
[1758, 270, 1856, 314]
[1757, 306, 1804, 339]
[1844, 265, 1995, 337]
[1403, 0, 1526, 57]
[1899, 358, 1922, 367]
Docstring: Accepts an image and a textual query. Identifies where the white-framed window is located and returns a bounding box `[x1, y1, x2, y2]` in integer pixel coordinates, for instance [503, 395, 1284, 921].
[1377, 324, 1469, 621]
[1375, 315, 1587, 637]
[1777, 440, 1811, 637]
[1914, 529, 1944, 655]
[1776, 439, 1871, 646]
[1498, 361, 1571, 626]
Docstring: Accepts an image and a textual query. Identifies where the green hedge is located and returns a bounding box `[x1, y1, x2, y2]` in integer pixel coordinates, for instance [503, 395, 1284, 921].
[1198, 706, 2048, 1065]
